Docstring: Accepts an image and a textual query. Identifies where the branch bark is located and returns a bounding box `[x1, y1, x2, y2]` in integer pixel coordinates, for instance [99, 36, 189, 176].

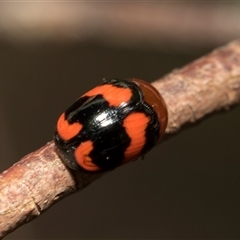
[1, 40, 240, 238]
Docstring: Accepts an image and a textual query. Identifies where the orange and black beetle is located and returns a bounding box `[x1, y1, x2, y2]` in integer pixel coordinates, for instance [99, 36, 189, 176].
[54, 78, 168, 172]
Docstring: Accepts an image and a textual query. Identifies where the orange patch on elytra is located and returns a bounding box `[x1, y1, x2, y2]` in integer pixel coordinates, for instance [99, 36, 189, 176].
[75, 141, 100, 171]
[83, 84, 132, 107]
[122, 112, 149, 163]
[57, 113, 83, 141]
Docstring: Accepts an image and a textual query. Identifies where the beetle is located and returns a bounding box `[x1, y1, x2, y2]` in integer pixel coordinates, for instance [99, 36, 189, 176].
[54, 78, 168, 172]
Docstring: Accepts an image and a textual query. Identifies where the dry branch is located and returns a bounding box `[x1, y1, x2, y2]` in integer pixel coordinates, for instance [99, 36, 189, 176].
[1, 40, 240, 238]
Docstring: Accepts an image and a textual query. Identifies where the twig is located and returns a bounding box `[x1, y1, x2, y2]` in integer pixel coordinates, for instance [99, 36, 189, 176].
[1, 40, 240, 238]
[154, 40, 240, 133]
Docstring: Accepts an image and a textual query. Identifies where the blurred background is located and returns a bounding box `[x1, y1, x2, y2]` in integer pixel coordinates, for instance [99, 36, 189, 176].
[1, 2, 240, 239]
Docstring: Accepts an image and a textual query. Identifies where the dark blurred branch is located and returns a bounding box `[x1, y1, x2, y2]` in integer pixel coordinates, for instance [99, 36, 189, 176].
[0, 40, 240, 238]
